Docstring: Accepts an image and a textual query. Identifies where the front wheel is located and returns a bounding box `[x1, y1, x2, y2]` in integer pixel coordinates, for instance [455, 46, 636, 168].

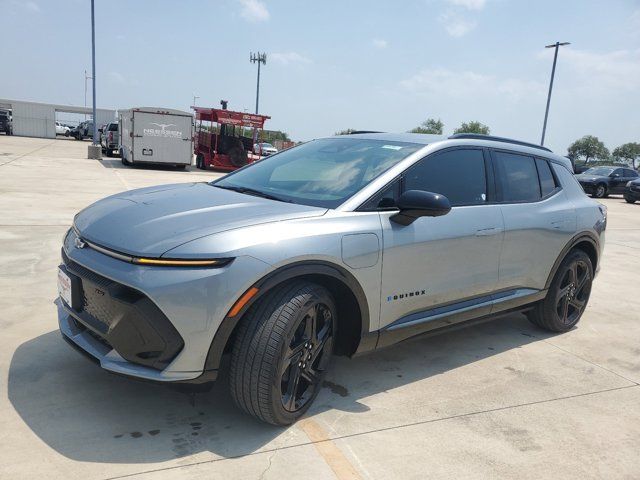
[528, 249, 593, 332]
[593, 184, 607, 198]
[229, 281, 336, 425]
[625, 195, 636, 204]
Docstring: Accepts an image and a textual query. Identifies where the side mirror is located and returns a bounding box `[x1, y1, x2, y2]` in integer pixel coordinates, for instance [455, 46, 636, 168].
[391, 190, 451, 225]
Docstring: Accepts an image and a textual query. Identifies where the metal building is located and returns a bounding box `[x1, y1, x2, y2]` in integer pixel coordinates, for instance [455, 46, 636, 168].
[0, 98, 116, 139]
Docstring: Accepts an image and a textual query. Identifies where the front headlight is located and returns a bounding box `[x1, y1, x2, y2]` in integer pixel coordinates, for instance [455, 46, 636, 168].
[626, 181, 633, 187]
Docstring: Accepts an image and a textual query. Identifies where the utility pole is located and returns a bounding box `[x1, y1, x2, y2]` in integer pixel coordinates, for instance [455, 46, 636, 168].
[250, 52, 267, 114]
[541, 41, 570, 146]
[192, 94, 199, 107]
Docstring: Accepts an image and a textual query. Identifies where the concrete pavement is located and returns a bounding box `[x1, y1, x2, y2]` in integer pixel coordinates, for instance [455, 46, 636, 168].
[1, 136, 639, 479]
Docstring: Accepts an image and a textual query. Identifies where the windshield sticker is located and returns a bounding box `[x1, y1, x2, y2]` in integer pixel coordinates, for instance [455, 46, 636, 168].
[381, 145, 403, 150]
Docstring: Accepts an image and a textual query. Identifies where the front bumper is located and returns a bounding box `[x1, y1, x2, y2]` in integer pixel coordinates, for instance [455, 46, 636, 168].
[625, 186, 640, 200]
[579, 182, 596, 194]
[57, 229, 271, 383]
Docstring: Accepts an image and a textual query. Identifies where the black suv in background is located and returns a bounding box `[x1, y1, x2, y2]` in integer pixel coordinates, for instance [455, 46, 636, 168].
[0, 109, 12, 135]
[575, 166, 639, 198]
[625, 178, 640, 204]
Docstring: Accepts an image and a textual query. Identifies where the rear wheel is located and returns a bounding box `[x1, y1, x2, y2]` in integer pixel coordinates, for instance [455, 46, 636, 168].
[625, 195, 636, 204]
[229, 281, 336, 425]
[528, 249, 593, 332]
[593, 184, 607, 198]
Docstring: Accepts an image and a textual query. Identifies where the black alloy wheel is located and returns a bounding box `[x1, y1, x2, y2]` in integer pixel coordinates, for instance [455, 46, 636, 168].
[280, 302, 334, 413]
[528, 249, 593, 332]
[553, 257, 591, 327]
[594, 184, 607, 198]
[230, 281, 336, 425]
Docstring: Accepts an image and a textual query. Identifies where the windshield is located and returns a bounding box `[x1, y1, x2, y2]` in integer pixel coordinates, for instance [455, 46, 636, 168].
[108, 123, 118, 131]
[213, 138, 422, 208]
[584, 167, 614, 176]
[260, 143, 275, 148]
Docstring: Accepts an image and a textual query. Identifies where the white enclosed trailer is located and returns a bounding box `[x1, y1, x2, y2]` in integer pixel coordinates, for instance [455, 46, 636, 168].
[119, 107, 193, 168]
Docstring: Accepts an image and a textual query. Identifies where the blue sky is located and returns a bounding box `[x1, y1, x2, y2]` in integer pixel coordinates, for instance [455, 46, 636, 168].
[1, 0, 639, 153]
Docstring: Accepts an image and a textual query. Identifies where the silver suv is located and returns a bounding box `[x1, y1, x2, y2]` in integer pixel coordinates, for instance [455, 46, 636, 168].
[57, 133, 606, 425]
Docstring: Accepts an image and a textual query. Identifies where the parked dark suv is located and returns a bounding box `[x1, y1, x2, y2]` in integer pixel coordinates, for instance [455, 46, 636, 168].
[0, 109, 12, 135]
[625, 178, 640, 204]
[575, 166, 639, 198]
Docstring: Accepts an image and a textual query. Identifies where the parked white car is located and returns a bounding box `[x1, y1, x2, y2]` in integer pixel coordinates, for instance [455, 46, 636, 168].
[55, 122, 70, 136]
[253, 142, 278, 156]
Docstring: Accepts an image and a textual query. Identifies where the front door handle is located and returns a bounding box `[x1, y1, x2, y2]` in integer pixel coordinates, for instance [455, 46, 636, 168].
[475, 227, 502, 236]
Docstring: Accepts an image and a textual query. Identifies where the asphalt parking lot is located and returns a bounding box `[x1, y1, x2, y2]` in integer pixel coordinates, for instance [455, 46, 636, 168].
[1, 135, 639, 479]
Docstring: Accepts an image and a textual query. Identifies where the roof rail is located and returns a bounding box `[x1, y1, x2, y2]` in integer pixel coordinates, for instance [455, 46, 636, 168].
[347, 130, 384, 134]
[448, 134, 552, 152]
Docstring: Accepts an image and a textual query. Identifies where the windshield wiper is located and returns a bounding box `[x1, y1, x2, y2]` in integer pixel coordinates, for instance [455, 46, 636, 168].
[214, 184, 291, 203]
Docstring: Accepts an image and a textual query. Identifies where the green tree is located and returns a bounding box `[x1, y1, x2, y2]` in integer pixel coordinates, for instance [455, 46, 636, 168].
[335, 128, 357, 135]
[409, 118, 444, 134]
[453, 121, 490, 135]
[612, 142, 640, 169]
[567, 135, 610, 164]
[262, 130, 291, 142]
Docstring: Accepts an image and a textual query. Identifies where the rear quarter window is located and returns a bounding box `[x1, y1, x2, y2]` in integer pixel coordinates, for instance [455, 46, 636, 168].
[493, 151, 541, 202]
[535, 158, 557, 197]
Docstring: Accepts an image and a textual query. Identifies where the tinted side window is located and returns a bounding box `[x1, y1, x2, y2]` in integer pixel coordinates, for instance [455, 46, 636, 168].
[625, 169, 638, 178]
[613, 169, 623, 177]
[494, 151, 540, 202]
[535, 158, 557, 197]
[404, 149, 486, 206]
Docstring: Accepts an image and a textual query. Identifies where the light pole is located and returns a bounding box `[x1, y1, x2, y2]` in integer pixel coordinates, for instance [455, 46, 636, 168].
[250, 52, 267, 114]
[84, 70, 92, 120]
[541, 41, 570, 146]
[87, 0, 100, 158]
[192, 94, 199, 107]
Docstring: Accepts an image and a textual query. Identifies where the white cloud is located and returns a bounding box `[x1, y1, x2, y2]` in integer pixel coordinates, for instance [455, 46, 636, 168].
[108, 72, 126, 84]
[446, 0, 486, 10]
[10, 0, 41, 13]
[539, 47, 640, 91]
[270, 52, 312, 65]
[438, 11, 477, 37]
[238, 0, 270, 23]
[372, 39, 388, 49]
[24, 1, 40, 13]
[400, 67, 544, 101]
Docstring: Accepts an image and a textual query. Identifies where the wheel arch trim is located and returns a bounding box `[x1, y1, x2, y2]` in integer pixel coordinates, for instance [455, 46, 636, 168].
[545, 232, 600, 289]
[201, 260, 371, 376]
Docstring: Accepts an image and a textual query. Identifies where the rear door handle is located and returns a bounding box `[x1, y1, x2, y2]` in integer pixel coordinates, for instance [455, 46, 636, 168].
[475, 227, 502, 237]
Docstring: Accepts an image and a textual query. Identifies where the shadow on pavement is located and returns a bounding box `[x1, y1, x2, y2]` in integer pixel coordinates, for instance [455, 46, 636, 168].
[8, 313, 545, 464]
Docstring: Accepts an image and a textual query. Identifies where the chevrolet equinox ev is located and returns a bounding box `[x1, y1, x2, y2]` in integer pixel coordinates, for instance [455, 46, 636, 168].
[57, 133, 606, 425]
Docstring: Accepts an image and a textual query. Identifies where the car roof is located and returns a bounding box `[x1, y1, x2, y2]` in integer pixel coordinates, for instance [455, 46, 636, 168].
[340, 132, 572, 170]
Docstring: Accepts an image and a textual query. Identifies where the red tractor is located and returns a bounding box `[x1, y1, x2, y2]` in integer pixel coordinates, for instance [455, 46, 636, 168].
[193, 103, 271, 171]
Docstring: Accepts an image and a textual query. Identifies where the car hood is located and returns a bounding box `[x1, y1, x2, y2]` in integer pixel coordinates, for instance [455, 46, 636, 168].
[575, 175, 603, 182]
[74, 182, 327, 257]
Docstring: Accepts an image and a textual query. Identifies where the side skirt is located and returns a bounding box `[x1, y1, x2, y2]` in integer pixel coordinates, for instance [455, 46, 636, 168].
[375, 288, 547, 349]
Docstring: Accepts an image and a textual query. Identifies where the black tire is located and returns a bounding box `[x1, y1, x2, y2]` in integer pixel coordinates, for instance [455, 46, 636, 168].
[624, 195, 636, 204]
[228, 139, 248, 167]
[196, 154, 205, 170]
[229, 281, 336, 426]
[593, 184, 607, 198]
[175, 164, 186, 170]
[527, 249, 593, 332]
